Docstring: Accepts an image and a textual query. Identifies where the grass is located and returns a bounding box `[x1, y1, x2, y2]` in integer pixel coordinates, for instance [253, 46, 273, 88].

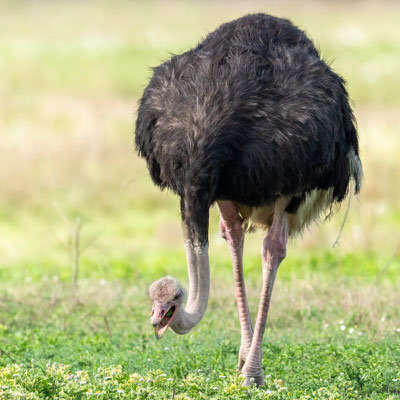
[1, 350, 399, 399]
[0, 0, 400, 399]
[1, 261, 399, 399]
[0, 276, 400, 399]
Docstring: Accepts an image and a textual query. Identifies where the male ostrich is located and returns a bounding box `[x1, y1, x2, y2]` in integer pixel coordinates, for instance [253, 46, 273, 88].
[135, 14, 362, 386]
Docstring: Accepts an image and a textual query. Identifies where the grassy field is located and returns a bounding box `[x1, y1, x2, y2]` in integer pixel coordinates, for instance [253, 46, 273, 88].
[0, 1, 399, 399]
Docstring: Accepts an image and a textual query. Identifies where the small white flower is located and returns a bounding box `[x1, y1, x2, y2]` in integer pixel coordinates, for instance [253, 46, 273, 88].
[349, 328, 355, 334]
[266, 374, 272, 379]
[381, 316, 386, 322]
[212, 386, 218, 390]
[2, 386, 9, 389]
[167, 378, 174, 381]
[139, 378, 144, 382]
[147, 378, 152, 383]
[339, 320, 344, 324]
[395, 328, 400, 333]
[12, 373, 19, 377]
[160, 373, 167, 377]
[266, 389, 272, 394]
[250, 377, 255, 383]
[206, 378, 210, 383]
[340, 325, 346, 331]
[279, 386, 287, 391]
[80, 380, 87, 385]
[340, 372, 344, 376]
[117, 388, 124, 394]
[358, 331, 363, 336]
[86, 390, 92, 395]
[324, 323, 330, 328]
[219, 374, 226, 379]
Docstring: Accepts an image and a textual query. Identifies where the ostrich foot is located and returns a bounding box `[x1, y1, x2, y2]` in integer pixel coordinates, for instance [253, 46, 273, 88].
[241, 368, 265, 387]
[237, 348, 247, 371]
[241, 345, 264, 386]
[237, 345, 255, 371]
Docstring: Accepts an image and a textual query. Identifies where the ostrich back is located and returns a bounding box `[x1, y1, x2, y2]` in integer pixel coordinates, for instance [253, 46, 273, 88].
[135, 14, 362, 238]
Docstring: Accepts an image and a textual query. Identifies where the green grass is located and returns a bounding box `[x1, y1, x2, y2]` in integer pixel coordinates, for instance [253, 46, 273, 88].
[1, 343, 399, 399]
[1, 258, 399, 399]
[0, 1, 400, 399]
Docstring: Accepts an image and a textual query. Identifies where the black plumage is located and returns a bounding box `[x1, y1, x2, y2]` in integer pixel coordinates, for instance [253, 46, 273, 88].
[135, 13, 362, 245]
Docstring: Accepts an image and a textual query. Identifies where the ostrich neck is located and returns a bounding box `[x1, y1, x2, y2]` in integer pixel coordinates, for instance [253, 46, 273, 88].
[170, 240, 210, 334]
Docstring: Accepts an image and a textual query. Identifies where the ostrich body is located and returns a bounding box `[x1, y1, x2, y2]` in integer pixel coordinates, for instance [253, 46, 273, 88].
[136, 14, 362, 386]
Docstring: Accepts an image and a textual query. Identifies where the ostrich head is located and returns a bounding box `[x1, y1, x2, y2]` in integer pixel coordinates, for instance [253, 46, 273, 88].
[149, 276, 186, 339]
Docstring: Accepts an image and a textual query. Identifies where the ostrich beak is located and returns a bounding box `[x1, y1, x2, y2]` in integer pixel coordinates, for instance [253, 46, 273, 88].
[154, 323, 169, 339]
[151, 304, 178, 340]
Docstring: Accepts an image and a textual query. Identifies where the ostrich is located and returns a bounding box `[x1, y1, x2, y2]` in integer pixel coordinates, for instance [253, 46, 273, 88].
[135, 14, 362, 386]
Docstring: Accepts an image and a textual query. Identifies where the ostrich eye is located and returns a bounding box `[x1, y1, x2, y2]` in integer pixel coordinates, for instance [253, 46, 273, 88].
[173, 293, 180, 301]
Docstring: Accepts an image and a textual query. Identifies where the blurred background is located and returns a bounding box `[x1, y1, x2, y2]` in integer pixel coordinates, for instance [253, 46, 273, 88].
[0, 0, 399, 372]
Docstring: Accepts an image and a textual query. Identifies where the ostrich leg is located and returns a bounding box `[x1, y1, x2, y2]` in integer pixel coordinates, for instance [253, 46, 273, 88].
[241, 198, 290, 387]
[217, 201, 253, 370]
